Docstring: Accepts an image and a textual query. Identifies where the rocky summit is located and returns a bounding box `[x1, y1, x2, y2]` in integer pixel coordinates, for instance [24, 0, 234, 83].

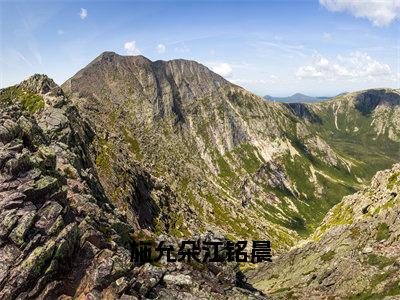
[0, 52, 399, 299]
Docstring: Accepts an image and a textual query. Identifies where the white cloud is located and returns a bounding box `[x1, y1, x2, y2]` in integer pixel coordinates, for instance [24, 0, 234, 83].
[15, 51, 32, 67]
[157, 44, 166, 54]
[390, 72, 400, 83]
[323, 32, 332, 41]
[261, 41, 307, 58]
[296, 66, 324, 78]
[174, 43, 190, 53]
[124, 41, 141, 55]
[79, 8, 88, 20]
[231, 75, 278, 85]
[209, 62, 233, 77]
[320, 0, 400, 27]
[296, 52, 391, 80]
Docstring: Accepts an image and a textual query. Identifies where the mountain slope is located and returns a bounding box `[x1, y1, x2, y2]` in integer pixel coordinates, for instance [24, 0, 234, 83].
[62, 52, 400, 250]
[248, 163, 400, 299]
[0, 75, 263, 299]
[306, 89, 400, 179]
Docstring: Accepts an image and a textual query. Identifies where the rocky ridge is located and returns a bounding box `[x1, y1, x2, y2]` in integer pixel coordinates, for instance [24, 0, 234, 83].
[0, 75, 264, 299]
[248, 163, 400, 299]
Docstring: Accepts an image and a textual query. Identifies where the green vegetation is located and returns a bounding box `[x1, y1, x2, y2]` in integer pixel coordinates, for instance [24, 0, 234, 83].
[349, 226, 360, 239]
[320, 250, 335, 262]
[0, 86, 44, 114]
[387, 173, 399, 189]
[367, 253, 394, 269]
[232, 143, 263, 173]
[375, 222, 390, 242]
[123, 129, 144, 160]
[314, 203, 353, 240]
[168, 213, 190, 238]
[94, 137, 114, 177]
[311, 102, 400, 182]
[348, 278, 400, 300]
[152, 217, 164, 236]
[216, 154, 235, 178]
[204, 193, 258, 239]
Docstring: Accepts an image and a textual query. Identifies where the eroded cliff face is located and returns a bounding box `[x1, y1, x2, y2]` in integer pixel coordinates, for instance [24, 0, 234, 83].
[248, 163, 400, 299]
[0, 75, 264, 299]
[62, 52, 400, 251]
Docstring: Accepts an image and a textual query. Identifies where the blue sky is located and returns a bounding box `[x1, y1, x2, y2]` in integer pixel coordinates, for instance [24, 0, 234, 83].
[1, 0, 399, 96]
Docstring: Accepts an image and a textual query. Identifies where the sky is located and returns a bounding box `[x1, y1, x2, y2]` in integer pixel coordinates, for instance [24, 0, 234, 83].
[1, 0, 399, 96]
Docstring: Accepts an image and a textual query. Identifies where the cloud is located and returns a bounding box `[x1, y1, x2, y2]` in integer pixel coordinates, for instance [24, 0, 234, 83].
[391, 72, 400, 83]
[79, 8, 88, 20]
[57, 29, 64, 35]
[296, 52, 391, 80]
[231, 75, 278, 85]
[323, 32, 332, 41]
[124, 41, 141, 55]
[320, 0, 400, 26]
[174, 43, 190, 53]
[260, 41, 307, 58]
[157, 44, 166, 54]
[15, 51, 32, 67]
[209, 62, 233, 77]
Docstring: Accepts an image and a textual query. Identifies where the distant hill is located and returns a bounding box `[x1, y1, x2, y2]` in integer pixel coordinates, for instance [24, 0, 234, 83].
[264, 92, 333, 103]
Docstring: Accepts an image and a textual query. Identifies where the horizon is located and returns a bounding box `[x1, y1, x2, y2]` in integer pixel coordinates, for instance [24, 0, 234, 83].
[1, 0, 400, 96]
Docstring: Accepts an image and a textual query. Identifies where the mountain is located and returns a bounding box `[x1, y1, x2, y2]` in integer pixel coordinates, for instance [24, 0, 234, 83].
[0, 75, 264, 299]
[62, 52, 399, 246]
[61, 52, 400, 249]
[263, 93, 332, 103]
[248, 162, 400, 299]
[1, 51, 399, 299]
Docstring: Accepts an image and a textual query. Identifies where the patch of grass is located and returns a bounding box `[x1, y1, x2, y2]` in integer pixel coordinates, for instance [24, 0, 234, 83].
[123, 129, 144, 160]
[367, 253, 394, 269]
[314, 203, 353, 240]
[370, 270, 394, 287]
[350, 226, 361, 239]
[20, 92, 44, 114]
[168, 213, 190, 238]
[216, 154, 235, 178]
[94, 137, 114, 176]
[152, 217, 164, 237]
[321, 250, 335, 262]
[376, 222, 390, 242]
[232, 143, 263, 173]
[387, 173, 399, 190]
[0, 86, 44, 114]
[347, 279, 400, 300]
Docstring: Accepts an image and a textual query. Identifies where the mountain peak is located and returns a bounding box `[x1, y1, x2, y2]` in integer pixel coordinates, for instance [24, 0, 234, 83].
[291, 93, 307, 97]
[62, 51, 230, 104]
[91, 51, 152, 66]
[19, 74, 63, 96]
